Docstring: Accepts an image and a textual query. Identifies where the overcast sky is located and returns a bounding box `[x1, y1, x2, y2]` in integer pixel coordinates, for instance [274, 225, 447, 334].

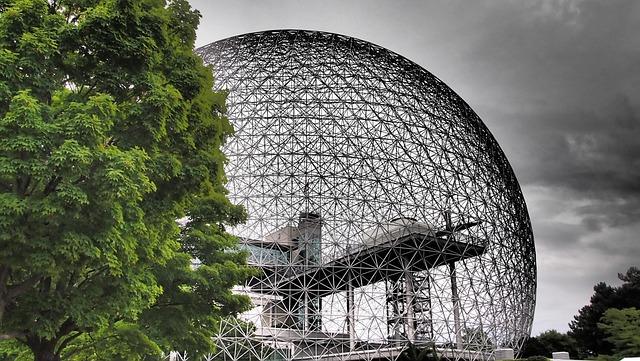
[187, 0, 640, 335]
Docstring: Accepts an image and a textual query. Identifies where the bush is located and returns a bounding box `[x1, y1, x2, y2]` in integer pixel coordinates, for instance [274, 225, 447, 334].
[527, 356, 549, 361]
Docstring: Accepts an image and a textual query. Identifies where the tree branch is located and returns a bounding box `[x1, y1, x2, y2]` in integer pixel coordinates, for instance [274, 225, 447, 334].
[79, 80, 98, 99]
[63, 332, 120, 359]
[0, 265, 9, 320]
[55, 331, 82, 355]
[57, 318, 77, 339]
[151, 301, 188, 308]
[75, 266, 109, 289]
[43, 176, 62, 196]
[0, 265, 9, 290]
[18, 175, 31, 196]
[26, 178, 42, 196]
[71, 175, 88, 186]
[0, 181, 11, 192]
[6, 275, 42, 299]
[0, 331, 26, 340]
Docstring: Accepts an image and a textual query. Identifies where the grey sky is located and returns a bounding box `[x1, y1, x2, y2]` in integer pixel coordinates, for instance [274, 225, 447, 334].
[187, 0, 640, 335]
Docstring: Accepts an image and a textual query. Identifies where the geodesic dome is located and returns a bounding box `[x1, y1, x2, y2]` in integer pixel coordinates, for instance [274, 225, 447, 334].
[197, 30, 535, 361]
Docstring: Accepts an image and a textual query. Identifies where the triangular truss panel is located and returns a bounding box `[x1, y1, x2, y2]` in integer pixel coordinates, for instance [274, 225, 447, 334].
[196, 30, 535, 361]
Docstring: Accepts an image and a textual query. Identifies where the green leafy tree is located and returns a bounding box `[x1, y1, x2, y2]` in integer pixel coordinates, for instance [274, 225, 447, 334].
[519, 330, 578, 358]
[569, 267, 640, 357]
[598, 308, 640, 358]
[519, 336, 547, 358]
[525, 356, 548, 361]
[0, 0, 252, 360]
[60, 322, 163, 361]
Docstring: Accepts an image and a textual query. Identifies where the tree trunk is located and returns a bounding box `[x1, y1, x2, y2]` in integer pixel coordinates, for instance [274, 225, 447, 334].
[29, 338, 61, 361]
[0, 298, 5, 323]
[34, 350, 61, 361]
[0, 264, 8, 323]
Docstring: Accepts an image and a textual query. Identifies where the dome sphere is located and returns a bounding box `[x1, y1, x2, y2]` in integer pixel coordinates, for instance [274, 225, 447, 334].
[198, 30, 535, 361]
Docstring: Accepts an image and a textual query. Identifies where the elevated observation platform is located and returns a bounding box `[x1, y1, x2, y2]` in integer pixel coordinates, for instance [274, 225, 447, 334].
[240, 219, 485, 298]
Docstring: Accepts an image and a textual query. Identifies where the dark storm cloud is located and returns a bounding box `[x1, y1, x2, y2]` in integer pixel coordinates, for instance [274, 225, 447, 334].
[434, 1, 640, 231]
[464, 0, 640, 332]
[521, 96, 640, 230]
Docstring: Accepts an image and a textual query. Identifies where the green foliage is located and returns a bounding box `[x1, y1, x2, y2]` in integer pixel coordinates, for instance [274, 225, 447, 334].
[0, 339, 31, 361]
[520, 330, 578, 358]
[520, 336, 547, 358]
[598, 307, 640, 358]
[593, 354, 618, 361]
[569, 267, 640, 357]
[397, 342, 438, 361]
[61, 322, 163, 361]
[525, 356, 548, 361]
[0, 0, 251, 360]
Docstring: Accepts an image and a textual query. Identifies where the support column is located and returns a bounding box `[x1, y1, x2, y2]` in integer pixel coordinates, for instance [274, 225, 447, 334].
[347, 275, 356, 350]
[405, 270, 415, 342]
[449, 261, 462, 350]
[303, 293, 309, 331]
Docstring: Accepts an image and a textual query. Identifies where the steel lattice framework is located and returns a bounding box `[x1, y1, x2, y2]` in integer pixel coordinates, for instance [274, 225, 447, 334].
[196, 30, 535, 361]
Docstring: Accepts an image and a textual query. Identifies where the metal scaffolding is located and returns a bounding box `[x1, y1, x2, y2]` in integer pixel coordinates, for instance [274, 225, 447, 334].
[196, 29, 536, 361]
